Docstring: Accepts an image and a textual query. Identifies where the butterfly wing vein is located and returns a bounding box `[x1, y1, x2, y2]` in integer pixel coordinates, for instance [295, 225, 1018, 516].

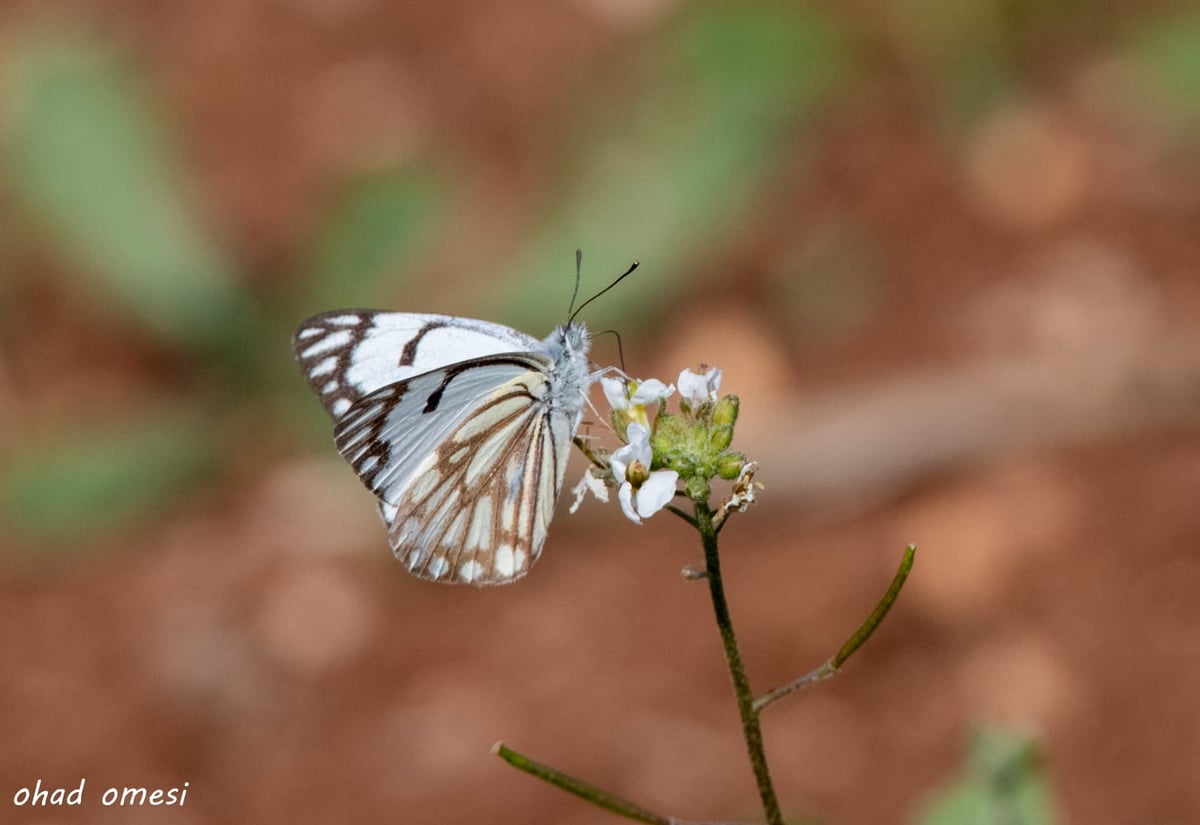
[330, 353, 574, 585]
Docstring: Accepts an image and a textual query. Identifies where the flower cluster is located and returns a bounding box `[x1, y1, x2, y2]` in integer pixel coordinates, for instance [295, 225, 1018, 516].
[572, 366, 757, 524]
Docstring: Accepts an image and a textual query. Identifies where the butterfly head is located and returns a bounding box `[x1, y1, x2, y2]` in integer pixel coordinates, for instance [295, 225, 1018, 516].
[556, 319, 589, 356]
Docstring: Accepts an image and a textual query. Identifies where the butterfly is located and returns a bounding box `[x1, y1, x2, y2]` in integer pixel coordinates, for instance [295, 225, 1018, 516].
[293, 309, 594, 586]
[294, 260, 638, 586]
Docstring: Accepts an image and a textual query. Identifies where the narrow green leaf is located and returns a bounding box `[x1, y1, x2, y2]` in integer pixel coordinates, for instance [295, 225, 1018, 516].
[2, 32, 251, 351]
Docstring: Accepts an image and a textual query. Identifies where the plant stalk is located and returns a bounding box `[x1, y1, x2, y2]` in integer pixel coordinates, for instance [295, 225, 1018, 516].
[694, 500, 783, 825]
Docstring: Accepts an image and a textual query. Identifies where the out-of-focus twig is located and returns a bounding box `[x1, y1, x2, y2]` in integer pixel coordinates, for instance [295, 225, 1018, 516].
[746, 336, 1200, 510]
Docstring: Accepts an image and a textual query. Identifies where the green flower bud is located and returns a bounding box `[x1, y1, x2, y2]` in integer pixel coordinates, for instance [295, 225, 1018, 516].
[717, 452, 747, 480]
[651, 413, 687, 453]
[709, 424, 733, 453]
[669, 456, 696, 478]
[685, 475, 711, 502]
[711, 394, 739, 428]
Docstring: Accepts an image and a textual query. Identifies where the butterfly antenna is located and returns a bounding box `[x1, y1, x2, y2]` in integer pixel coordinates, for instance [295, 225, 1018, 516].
[567, 249, 584, 318]
[595, 329, 627, 373]
[569, 259, 640, 324]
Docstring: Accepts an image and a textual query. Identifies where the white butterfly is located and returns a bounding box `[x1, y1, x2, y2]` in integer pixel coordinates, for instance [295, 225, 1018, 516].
[293, 310, 594, 586]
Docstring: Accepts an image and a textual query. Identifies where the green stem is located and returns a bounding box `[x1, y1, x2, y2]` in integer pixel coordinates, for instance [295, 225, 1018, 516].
[493, 742, 671, 825]
[694, 500, 783, 825]
[665, 503, 699, 527]
[753, 544, 916, 713]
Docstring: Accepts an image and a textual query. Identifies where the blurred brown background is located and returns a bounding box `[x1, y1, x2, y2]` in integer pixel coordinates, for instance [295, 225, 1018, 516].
[2, 1, 1199, 823]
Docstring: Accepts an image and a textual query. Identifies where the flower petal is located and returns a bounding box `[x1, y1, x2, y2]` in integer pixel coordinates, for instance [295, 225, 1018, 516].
[623, 422, 652, 465]
[601, 376, 629, 410]
[677, 369, 707, 406]
[569, 468, 609, 514]
[705, 367, 722, 396]
[635, 470, 679, 519]
[678, 367, 721, 406]
[626, 421, 647, 441]
[629, 378, 674, 405]
[617, 482, 641, 524]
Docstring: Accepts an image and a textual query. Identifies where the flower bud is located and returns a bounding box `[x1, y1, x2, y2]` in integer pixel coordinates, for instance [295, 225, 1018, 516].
[651, 412, 687, 454]
[711, 394, 739, 428]
[685, 475, 711, 502]
[717, 452, 747, 480]
[709, 424, 733, 453]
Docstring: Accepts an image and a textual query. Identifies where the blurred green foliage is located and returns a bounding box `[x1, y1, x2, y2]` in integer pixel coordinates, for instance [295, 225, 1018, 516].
[487, 3, 851, 334]
[1130, 8, 1200, 127]
[297, 166, 449, 312]
[888, 0, 1020, 131]
[3, 34, 254, 355]
[913, 728, 1056, 825]
[0, 411, 218, 545]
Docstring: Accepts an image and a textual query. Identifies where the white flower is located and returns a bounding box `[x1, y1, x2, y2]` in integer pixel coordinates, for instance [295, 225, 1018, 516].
[678, 366, 722, 408]
[601, 375, 675, 435]
[601, 376, 674, 411]
[610, 422, 678, 524]
[569, 467, 609, 514]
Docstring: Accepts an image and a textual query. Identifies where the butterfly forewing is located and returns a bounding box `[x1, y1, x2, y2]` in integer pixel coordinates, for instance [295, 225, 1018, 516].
[294, 311, 543, 419]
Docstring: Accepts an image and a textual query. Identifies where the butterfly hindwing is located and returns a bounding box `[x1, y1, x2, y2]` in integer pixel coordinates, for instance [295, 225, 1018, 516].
[332, 353, 552, 506]
[387, 371, 571, 584]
